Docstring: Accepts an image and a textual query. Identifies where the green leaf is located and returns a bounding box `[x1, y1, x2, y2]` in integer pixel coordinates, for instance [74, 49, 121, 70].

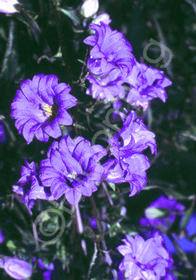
[180, 206, 194, 231]
[6, 240, 16, 251]
[57, 8, 80, 25]
[170, 235, 193, 269]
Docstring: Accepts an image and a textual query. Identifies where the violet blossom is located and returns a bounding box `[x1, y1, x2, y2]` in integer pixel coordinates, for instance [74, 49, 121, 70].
[104, 110, 156, 196]
[13, 160, 54, 212]
[117, 232, 173, 280]
[140, 195, 185, 231]
[11, 74, 77, 144]
[38, 259, 54, 280]
[83, 22, 135, 101]
[163, 212, 196, 254]
[125, 62, 172, 110]
[39, 135, 107, 205]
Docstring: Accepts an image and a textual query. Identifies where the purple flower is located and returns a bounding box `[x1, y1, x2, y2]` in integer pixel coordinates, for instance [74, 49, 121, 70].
[163, 213, 196, 254]
[83, 23, 135, 101]
[0, 230, 5, 243]
[86, 68, 126, 101]
[1, 257, 32, 280]
[39, 135, 107, 205]
[140, 195, 185, 231]
[38, 259, 54, 280]
[13, 160, 54, 212]
[117, 232, 173, 280]
[0, 0, 19, 14]
[0, 124, 6, 143]
[126, 62, 172, 109]
[104, 111, 156, 196]
[11, 74, 77, 144]
[163, 272, 177, 280]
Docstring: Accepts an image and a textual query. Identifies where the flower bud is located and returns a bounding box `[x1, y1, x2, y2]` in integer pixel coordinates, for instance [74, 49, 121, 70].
[0, 0, 19, 14]
[3, 257, 32, 280]
[92, 13, 111, 25]
[81, 0, 99, 18]
[145, 207, 168, 219]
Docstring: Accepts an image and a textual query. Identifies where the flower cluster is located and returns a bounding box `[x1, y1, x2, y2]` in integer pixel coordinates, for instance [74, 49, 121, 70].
[39, 135, 107, 205]
[8, 14, 175, 279]
[84, 23, 172, 109]
[117, 232, 173, 280]
[11, 74, 77, 144]
[84, 22, 135, 101]
[104, 110, 156, 196]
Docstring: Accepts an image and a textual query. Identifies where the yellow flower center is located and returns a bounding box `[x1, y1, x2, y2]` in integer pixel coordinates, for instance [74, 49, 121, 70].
[67, 171, 77, 180]
[42, 103, 53, 117]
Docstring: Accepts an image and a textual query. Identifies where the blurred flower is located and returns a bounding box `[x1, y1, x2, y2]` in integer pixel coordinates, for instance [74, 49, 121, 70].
[117, 232, 173, 280]
[140, 195, 185, 231]
[0, 124, 6, 143]
[13, 160, 54, 213]
[92, 13, 111, 25]
[81, 0, 99, 18]
[1, 257, 32, 280]
[0, 0, 19, 14]
[126, 62, 172, 110]
[11, 74, 77, 144]
[38, 259, 54, 280]
[163, 213, 196, 254]
[0, 230, 5, 243]
[39, 135, 107, 205]
[83, 22, 135, 101]
[104, 111, 156, 196]
[163, 272, 177, 280]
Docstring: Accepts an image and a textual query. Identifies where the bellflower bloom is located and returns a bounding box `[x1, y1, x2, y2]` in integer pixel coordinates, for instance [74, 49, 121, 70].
[0, 0, 19, 14]
[11, 74, 77, 144]
[83, 23, 135, 101]
[104, 110, 156, 196]
[140, 195, 185, 231]
[117, 232, 173, 280]
[126, 62, 172, 109]
[13, 160, 54, 212]
[39, 135, 107, 205]
[81, 0, 99, 18]
[1, 257, 32, 280]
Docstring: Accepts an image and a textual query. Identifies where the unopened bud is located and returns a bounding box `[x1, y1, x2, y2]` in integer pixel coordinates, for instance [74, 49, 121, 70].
[81, 0, 99, 18]
[3, 257, 32, 280]
[145, 207, 168, 219]
[0, 0, 20, 14]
